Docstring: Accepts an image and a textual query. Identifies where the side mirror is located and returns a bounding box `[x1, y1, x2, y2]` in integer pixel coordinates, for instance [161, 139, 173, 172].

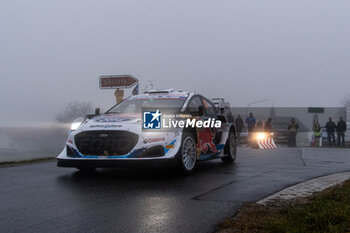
[95, 108, 100, 115]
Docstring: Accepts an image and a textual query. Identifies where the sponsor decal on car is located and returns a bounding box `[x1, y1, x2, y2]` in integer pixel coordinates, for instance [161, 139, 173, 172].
[165, 144, 174, 149]
[143, 137, 166, 143]
[90, 124, 122, 128]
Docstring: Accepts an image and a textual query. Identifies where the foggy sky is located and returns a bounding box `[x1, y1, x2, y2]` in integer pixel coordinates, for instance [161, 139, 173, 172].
[1, 0, 350, 126]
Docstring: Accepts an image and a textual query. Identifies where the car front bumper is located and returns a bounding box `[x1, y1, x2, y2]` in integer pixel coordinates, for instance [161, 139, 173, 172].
[57, 157, 178, 168]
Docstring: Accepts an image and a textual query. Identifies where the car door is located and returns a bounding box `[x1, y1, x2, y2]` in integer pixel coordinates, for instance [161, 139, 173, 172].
[201, 97, 223, 156]
[187, 95, 218, 159]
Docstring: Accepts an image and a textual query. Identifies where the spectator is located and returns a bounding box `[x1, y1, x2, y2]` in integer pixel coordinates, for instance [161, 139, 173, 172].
[264, 118, 272, 132]
[245, 113, 256, 141]
[325, 117, 336, 146]
[288, 118, 299, 147]
[255, 121, 263, 131]
[336, 117, 347, 146]
[225, 107, 234, 123]
[235, 114, 244, 143]
[313, 120, 321, 146]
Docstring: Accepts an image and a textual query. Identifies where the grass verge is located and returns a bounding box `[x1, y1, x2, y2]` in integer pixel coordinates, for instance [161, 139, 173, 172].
[0, 157, 55, 167]
[218, 179, 350, 233]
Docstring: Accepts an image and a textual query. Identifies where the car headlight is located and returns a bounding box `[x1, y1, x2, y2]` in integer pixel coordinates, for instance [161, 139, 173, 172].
[255, 132, 274, 140]
[70, 117, 86, 131]
[256, 132, 267, 140]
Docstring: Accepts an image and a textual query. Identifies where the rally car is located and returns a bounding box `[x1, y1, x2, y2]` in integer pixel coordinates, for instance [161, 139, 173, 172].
[57, 89, 237, 173]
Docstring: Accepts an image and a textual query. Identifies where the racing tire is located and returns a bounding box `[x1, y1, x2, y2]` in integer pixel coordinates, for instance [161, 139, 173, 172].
[221, 131, 237, 163]
[177, 132, 197, 174]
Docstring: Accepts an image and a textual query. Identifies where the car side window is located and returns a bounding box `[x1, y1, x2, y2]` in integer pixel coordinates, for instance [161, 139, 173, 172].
[187, 96, 203, 113]
[202, 98, 217, 117]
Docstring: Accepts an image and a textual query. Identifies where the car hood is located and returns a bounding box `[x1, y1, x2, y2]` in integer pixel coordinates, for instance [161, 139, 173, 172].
[79, 113, 142, 131]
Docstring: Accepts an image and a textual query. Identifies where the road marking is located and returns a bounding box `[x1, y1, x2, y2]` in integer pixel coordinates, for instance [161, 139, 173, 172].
[257, 172, 350, 205]
[300, 148, 308, 167]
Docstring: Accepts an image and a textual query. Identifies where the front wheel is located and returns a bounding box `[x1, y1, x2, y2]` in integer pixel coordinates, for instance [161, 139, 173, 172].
[177, 133, 197, 174]
[221, 131, 237, 163]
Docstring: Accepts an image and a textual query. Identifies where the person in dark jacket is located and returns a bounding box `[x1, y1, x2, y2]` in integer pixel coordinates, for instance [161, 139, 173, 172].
[325, 117, 337, 146]
[336, 117, 347, 146]
[255, 121, 263, 131]
[225, 107, 234, 123]
[264, 118, 272, 132]
[288, 118, 299, 147]
[235, 114, 244, 143]
[245, 112, 256, 141]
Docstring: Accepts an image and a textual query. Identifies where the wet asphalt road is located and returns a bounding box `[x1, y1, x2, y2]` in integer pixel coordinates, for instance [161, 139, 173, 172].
[1, 147, 350, 233]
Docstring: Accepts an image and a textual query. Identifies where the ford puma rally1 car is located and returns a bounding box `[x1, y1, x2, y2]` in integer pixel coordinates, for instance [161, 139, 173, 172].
[57, 89, 237, 173]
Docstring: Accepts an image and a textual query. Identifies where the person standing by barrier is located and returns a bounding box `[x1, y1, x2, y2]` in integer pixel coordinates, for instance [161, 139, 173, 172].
[225, 107, 234, 123]
[313, 120, 321, 146]
[264, 118, 272, 132]
[325, 117, 336, 146]
[235, 114, 244, 143]
[245, 113, 256, 143]
[337, 117, 347, 146]
[288, 118, 299, 147]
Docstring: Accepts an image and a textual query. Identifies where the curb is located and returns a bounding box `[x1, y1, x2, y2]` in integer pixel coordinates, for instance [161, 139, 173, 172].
[257, 171, 350, 205]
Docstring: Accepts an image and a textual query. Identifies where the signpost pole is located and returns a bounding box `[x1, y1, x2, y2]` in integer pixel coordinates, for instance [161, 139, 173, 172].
[99, 75, 138, 104]
[115, 89, 124, 104]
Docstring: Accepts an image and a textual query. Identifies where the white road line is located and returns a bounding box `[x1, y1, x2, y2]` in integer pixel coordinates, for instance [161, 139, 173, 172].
[257, 172, 350, 205]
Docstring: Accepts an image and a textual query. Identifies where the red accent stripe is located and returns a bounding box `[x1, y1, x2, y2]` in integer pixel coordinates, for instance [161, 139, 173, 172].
[266, 139, 273, 149]
[263, 139, 270, 149]
[266, 139, 272, 149]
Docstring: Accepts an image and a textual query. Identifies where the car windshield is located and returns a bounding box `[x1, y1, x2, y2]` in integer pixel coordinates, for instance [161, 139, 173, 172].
[107, 98, 186, 114]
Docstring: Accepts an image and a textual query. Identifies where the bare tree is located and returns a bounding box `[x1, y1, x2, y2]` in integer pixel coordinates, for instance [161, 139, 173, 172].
[344, 94, 350, 109]
[342, 94, 350, 123]
[56, 101, 94, 123]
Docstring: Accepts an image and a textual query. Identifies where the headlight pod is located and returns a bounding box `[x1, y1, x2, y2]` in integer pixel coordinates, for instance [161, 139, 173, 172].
[255, 132, 274, 140]
[70, 117, 86, 131]
[255, 132, 267, 140]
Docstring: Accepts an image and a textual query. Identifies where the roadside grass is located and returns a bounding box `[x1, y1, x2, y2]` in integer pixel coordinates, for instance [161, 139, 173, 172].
[218, 179, 350, 233]
[0, 157, 55, 167]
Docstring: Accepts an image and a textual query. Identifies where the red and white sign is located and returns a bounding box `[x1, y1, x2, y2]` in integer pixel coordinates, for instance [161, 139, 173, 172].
[258, 138, 277, 149]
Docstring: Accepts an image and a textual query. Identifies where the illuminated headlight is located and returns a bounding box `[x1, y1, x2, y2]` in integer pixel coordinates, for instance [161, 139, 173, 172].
[70, 117, 85, 131]
[255, 132, 274, 140]
[256, 132, 267, 140]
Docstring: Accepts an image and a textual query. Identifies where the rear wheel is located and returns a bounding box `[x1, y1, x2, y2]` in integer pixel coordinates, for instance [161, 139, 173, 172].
[177, 133, 197, 174]
[221, 131, 237, 163]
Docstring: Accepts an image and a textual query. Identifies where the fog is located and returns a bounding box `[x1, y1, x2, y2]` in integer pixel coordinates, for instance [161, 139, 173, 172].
[1, 0, 350, 126]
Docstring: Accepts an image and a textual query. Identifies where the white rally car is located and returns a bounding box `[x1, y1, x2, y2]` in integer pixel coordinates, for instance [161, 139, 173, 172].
[57, 89, 237, 173]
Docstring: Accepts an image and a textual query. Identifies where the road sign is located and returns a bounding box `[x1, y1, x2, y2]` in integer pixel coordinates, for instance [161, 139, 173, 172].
[99, 75, 138, 89]
[308, 107, 324, 114]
